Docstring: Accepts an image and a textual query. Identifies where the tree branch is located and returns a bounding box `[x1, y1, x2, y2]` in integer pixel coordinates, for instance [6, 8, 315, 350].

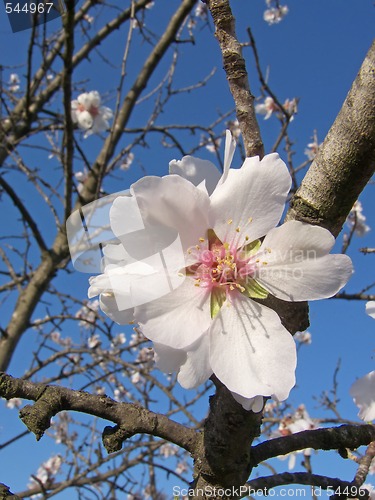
[250, 425, 375, 467]
[287, 39, 375, 237]
[206, 0, 264, 157]
[0, 372, 198, 455]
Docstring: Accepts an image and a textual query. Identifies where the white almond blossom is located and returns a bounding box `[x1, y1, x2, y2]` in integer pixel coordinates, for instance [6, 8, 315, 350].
[277, 405, 318, 469]
[346, 200, 370, 236]
[366, 301, 375, 319]
[294, 330, 312, 345]
[255, 96, 279, 120]
[71, 91, 113, 138]
[8, 73, 20, 92]
[350, 371, 375, 422]
[28, 455, 63, 491]
[350, 302, 375, 421]
[263, 5, 289, 25]
[87, 132, 352, 411]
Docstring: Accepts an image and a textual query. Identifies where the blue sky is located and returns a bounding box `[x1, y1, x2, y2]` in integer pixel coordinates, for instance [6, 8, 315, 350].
[0, 1, 374, 497]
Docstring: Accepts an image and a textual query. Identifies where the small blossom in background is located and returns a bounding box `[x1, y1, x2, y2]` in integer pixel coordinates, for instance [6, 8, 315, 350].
[87, 334, 101, 349]
[159, 443, 178, 458]
[304, 131, 322, 161]
[8, 73, 20, 92]
[87, 131, 352, 412]
[75, 299, 100, 329]
[226, 119, 241, 140]
[277, 405, 318, 469]
[6, 397, 22, 409]
[71, 91, 113, 138]
[366, 301, 375, 320]
[83, 14, 94, 24]
[350, 304, 375, 421]
[350, 371, 375, 422]
[74, 168, 89, 193]
[255, 96, 279, 120]
[263, 4, 289, 25]
[294, 331, 312, 345]
[346, 201, 370, 237]
[111, 332, 126, 348]
[120, 152, 134, 171]
[204, 136, 222, 154]
[50, 331, 72, 348]
[195, 2, 208, 18]
[131, 371, 144, 385]
[28, 455, 63, 490]
[283, 97, 298, 120]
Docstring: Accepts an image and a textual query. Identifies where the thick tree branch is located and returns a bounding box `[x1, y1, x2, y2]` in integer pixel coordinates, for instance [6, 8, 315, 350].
[0, 372, 198, 455]
[250, 425, 375, 467]
[287, 39, 375, 237]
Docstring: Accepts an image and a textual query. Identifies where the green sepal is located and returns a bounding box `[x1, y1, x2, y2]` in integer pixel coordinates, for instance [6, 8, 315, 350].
[241, 278, 269, 299]
[241, 239, 261, 258]
[210, 287, 227, 319]
[207, 228, 223, 247]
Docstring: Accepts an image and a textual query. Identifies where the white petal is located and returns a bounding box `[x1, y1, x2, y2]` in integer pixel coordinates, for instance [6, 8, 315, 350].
[135, 278, 211, 349]
[153, 343, 187, 373]
[169, 156, 221, 195]
[89, 90, 101, 108]
[177, 333, 213, 388]
[77, 92, 91, 108]
[209, 292, 296, 400]
[255, 221, 353, 301]
[111, 175, 210, 253]
[366, 301, 375, 320]
[219, 129, 236, 185]
[77, 110, 94, 130]
[99, 294, 134, 325]
[231, 393, 264, 412]
[210, 153, 291, 246]
[350, 371, 375, 421]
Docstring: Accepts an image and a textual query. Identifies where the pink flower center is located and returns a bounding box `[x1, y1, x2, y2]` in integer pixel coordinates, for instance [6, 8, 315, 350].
[188, 238, 257, 293]
[77, 103, 100, 117]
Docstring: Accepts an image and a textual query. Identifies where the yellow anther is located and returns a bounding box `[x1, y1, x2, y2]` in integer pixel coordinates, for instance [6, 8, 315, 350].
[245, 236, 249, 241]
[129, 320, 135, 325]
[256, 259, 260, 263]
[248, 217, 253, 223]
[195, 245, 200, 250]
[262, 261, 268, 265]
[266, 247, 272, 253]
[230, 285, 235, 290]
[223, 242, 229, 250]
[235, 227, 241, 232]
[199, 237, 205, 242]
[227, 219, 233, 224]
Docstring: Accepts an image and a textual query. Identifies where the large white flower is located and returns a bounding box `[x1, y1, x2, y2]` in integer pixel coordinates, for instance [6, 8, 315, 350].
[88, 132, 352, 411]
[71, 91, 113, 138]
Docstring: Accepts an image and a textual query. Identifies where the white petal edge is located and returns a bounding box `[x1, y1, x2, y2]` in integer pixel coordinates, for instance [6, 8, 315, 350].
[209, 153, 292, 246]
[177, 333, 213, 389]
[255, 221, 353, 301]
[169, 156, 221, 195]
[231, 393, 264, 412]
[209, 292, 296, 400]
